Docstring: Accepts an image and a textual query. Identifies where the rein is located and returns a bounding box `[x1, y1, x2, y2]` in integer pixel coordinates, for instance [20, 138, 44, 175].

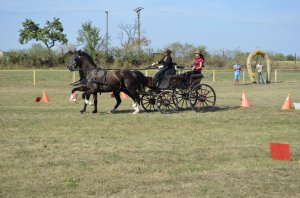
[71, 67, 96, 72]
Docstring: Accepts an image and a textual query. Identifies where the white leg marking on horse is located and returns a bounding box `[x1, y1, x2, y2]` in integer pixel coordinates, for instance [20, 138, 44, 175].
[132, 102, 140, 114]
[108, 107, 116, 114]
[70, 94, 77, 102]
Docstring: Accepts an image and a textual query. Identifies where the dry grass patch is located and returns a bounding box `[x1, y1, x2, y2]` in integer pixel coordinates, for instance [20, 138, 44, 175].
[1, 73, 300, 197]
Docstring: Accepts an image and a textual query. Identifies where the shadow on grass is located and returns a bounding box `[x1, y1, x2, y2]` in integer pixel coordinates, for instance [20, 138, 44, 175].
[79, 106, 241, 115]
[99, 109, 135, 115]
[211, 106, 240, 112]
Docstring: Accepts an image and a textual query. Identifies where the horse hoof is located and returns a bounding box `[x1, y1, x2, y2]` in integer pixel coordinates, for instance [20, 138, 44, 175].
[108, 108, 116, 114]
[92, 111, 97, 114]
[132, 111, 140, 114]
[80, 110, 85, 114]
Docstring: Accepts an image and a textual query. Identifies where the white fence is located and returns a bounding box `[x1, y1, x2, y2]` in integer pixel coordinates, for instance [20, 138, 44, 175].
[0, 69, 299, 86]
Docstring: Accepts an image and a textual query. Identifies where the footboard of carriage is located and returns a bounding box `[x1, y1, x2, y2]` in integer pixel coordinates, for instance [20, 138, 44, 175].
[141, 73, 216, 114]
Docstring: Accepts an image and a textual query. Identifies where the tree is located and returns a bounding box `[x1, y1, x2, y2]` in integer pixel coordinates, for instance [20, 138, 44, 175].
[19, 18, 68, 49]
[116, 22, 151, 66]
[77, 21, 104, 60]
[286, 54, 295, 61]
[119, 22, 150, 51]
[164, 42, 208, 66]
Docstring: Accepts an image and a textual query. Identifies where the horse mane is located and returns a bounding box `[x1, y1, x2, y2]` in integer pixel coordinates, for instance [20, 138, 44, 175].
[78, 50, 97, 67]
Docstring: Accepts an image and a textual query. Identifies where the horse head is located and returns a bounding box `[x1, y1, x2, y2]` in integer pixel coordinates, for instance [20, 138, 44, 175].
[67, 50, 97, 71]
[67, 50, 82, 71]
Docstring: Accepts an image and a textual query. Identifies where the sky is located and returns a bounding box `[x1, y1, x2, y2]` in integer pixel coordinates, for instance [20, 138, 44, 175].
[1, 0, 300, 55]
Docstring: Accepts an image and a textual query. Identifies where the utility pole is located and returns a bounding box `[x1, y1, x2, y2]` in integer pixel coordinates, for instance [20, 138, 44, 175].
[105, 11, 109, 57]
[134, 7, 144, 58]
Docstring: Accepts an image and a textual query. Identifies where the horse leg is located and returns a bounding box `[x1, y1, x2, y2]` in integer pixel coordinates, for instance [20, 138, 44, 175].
[71, 86, 87, 101]
[70, 87, 81, 101]
[80, 92, 89, 114]
[91, 92, 98, 114]
[109, 91, 121, 113]
[80, 89, 94, 113]
[132, 93, 141, 114]
[124, 90, 140, 114]
[72, 86, 85, 94]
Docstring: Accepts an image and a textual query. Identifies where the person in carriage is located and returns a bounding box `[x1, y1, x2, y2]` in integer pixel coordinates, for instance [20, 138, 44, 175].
[152, 48, 176, 87]
[184, 49, 204, 84]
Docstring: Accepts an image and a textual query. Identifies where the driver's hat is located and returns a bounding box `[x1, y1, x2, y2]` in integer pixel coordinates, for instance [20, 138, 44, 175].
[163, 48, 172, 54]
[195, 49, 201, 54]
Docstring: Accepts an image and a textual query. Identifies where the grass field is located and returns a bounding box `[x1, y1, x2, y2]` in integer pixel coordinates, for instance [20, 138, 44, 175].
[1, 70, 300, 197]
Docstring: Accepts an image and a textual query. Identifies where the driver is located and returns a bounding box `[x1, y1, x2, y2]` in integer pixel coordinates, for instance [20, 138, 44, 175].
[152, 48, 176, 87]
[184, 49, 204, 84]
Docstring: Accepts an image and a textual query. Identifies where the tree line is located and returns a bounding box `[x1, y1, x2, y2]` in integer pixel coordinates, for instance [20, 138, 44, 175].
[0, 18, 298, 69]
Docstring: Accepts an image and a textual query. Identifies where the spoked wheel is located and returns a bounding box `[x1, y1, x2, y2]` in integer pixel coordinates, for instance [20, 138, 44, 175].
[189, 84, 216, 112]
[141, 92, 157, 112]
[155, 90, 178, 114]
[174, 88, 190, 110]
[190, 79, 201, 89]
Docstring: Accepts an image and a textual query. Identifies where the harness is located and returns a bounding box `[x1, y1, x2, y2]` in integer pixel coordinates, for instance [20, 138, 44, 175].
[70, 54, 125, 92]
[89, 68, 124, 93]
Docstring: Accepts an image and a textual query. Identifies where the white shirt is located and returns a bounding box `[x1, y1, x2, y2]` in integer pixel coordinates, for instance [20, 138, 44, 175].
[256, 64, 263, 73]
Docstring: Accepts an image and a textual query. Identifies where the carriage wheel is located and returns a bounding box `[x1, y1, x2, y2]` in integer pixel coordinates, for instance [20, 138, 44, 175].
[189, 84, 216, 112]
[141, 92, 157, 112]
[155, 91, 178, 114]
[190, 79, 201, 89]
[174, 89, 190, 110]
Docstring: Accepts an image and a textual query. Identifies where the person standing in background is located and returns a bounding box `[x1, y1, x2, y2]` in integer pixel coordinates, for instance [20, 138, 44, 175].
[256, 62, 264, 84]
[233, 61, 241, 85]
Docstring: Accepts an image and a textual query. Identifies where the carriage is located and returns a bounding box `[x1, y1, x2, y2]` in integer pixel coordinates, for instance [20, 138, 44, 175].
[67, 50, 216, 114]
[140, 68, 216, 114]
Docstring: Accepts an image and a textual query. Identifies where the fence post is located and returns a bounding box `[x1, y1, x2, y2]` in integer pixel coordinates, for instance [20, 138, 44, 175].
[275, 69, 277, 83]
[212, 70, 215, 84]
[33, 70, 36, 86]
[242, 70, 245, 84]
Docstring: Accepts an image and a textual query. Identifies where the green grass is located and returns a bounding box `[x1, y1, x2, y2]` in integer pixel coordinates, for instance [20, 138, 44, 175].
[1, 71, 300, 197]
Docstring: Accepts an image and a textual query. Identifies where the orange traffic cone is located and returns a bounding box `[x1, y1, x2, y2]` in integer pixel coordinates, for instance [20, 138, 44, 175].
[120, 92, 128, 99]
[42, 90, 49, 103]
[281, 94, 291, 110]
[240, 91, 250, 107]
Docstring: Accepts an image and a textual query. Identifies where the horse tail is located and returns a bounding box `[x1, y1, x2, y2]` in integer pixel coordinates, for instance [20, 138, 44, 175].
[134, 70, 148, 92]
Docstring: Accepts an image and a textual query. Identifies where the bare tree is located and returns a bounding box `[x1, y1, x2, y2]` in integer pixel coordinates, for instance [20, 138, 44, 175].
[118, 22, 150, 59]
[119, 23, 137, 48]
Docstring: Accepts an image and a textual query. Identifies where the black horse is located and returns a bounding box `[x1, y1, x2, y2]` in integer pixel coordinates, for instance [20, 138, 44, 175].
[67, 50, 148, 114]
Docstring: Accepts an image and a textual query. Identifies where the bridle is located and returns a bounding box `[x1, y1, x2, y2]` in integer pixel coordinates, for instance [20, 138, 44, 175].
[68, 54, 97, 73]
[67, 55, 80, 71]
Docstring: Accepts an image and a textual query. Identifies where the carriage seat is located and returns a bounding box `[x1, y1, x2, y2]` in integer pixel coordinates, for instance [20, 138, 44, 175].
[190, 73, 204, 79]
[169, 74, 185, 80]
